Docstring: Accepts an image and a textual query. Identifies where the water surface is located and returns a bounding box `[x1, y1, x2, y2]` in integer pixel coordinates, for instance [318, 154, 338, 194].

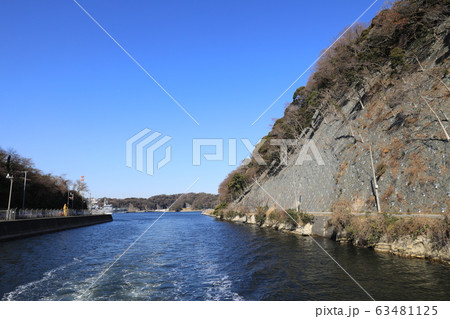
[0, 212, 449, 301]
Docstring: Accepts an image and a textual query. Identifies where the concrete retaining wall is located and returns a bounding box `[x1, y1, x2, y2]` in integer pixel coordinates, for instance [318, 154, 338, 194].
[310, 213, 334, 238]
[0, 215, 113, 241]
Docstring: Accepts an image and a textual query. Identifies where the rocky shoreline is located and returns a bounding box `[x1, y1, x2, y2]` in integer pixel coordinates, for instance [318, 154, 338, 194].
[202, 209, 315, 236]
[202, 209, 450, 266]
[373, 237, 450, 265]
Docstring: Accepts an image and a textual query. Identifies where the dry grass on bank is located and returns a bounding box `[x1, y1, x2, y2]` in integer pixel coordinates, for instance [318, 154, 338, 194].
[213, 204, 314, 227]
[329, 202, 449, 248]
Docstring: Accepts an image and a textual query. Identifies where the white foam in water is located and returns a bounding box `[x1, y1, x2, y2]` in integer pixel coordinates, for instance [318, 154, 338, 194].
[205, 274, 244, 301]
[71, 257, 144, 301]
[196, 257, 244, 301]
[2, 258, 81, 301]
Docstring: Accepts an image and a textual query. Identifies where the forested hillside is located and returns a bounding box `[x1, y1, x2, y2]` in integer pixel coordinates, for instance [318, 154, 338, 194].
[102, 192, 218, 212]
[218, 0, 449, 214]
[0, 147, 86, 209]
[100, 193, 218, 211]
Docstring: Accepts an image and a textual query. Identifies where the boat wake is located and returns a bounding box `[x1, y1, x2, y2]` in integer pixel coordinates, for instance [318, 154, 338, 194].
[205, 274, 244, 301]
[2, 258, 82, 301]
[195, 254, 244, 301]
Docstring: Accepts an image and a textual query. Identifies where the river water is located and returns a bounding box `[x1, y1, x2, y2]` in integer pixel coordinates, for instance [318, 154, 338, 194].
[0, 212, 449, 301]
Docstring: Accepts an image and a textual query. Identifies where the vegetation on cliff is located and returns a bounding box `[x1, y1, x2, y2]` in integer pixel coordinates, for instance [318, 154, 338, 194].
[329, 201, 450, 249]
[213, 204, 314, 229]
[217, 0, 449, 212]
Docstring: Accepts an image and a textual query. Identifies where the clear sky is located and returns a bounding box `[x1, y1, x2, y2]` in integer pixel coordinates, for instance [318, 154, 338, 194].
[0, 0, 383, 198]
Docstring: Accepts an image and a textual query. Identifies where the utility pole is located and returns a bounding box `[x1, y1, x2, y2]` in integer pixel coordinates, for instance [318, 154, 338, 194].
[6, 173, 14, 220]
[69, 192, 74, 210]
[80, 176, 85, 212]
[20, 171, 28, 209]
[89, 192, 92, 214]
[369, 146, 381, 213]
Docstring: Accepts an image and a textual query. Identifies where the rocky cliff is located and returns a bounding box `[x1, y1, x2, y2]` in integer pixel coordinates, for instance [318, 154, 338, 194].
[223, 0, 449, 214]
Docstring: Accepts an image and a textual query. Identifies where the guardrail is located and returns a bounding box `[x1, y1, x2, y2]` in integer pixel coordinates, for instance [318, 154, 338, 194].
[0, 209, 95, 221]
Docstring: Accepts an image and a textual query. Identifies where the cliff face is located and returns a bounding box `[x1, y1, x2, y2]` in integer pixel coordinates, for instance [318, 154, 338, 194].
[226, 1, 449, 214]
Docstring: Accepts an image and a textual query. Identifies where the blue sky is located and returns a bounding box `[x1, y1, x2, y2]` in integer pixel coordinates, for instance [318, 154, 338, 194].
[0, 0, 383, 198]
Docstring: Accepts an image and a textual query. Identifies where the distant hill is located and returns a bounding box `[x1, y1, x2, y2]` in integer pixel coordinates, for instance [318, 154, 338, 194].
[100, 192, 219, 212]
[0, 147, 218, 212]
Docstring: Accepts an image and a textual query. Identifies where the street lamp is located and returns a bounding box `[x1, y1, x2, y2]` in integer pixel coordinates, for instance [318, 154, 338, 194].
[6, 173, 14, 220]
